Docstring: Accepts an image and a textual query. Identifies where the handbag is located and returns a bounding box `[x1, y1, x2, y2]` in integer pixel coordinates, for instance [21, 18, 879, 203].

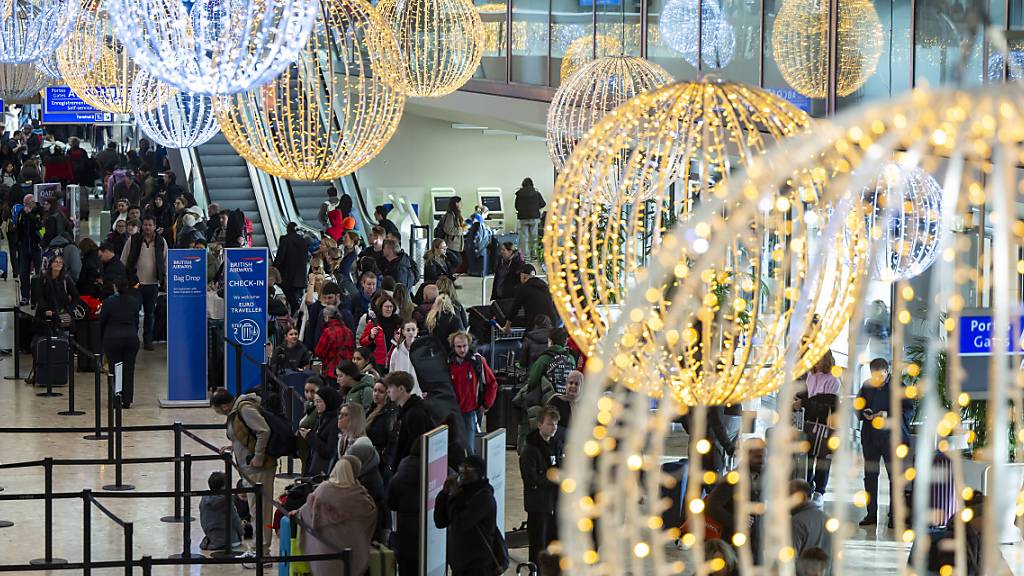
[57, 311, 72, 329]
[476, 525, 510, 575]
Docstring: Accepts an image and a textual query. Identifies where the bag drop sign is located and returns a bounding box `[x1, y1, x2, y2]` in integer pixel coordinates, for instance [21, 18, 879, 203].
[165, 249, 207, 403]
[225, 248, 268, 394]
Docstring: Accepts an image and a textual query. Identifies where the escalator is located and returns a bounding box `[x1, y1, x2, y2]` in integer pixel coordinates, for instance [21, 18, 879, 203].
[194, 133, 268, 247]
[284, 170, 372, 241]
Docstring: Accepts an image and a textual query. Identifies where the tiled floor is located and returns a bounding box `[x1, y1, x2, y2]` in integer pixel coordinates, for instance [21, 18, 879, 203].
[0, 213, 1020, 574]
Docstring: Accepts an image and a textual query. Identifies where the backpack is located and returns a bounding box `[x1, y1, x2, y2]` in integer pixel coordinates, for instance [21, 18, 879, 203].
[236, 399, 296, 459]
[432, 215, 446, 241]
[542, 350, 575, 395]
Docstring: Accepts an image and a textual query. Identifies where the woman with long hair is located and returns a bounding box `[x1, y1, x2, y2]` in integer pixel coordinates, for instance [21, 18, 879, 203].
[359, 294, 401, 367]
[391, 284, 414, 322]
[439, 196, 465, 266]
[425, 293, 464, 352]
[794, 350, 840, 503]
[33, 255, 80, 327]
[388, 319, 421, 394]
[435, 276, 469, 327]
[422, 238, 458, 284]
[271, 325, 312, 373]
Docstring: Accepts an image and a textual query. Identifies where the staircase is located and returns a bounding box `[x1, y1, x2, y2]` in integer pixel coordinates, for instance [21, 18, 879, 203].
[195, 133, 268, 247]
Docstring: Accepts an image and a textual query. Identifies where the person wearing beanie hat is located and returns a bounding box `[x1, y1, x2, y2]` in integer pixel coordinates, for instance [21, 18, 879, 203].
[299, 386, 342, 477]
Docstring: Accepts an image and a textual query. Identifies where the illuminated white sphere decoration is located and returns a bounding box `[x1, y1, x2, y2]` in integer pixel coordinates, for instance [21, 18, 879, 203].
[35, 51, 59, 81]
[107, 0, 318, 95]
[659, 0, 735, 69]
[0, 0, 79, 64]
[132, 71, 219, 149]
[864, 164, 944, 282]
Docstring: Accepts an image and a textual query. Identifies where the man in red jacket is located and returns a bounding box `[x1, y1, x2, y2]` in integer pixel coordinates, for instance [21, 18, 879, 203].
[314, 305, 355, 385]
[447, 331, 497, 455]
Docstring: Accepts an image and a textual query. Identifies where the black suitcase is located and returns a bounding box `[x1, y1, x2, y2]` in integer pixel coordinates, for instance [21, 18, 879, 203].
[74, 319, 101, 372]
[468, 305, 496, 343]
[152, 293, 167, 342]
[660, 458, 689, 529]
[33, 334, 69, 387]
[16, 311, 33, 354]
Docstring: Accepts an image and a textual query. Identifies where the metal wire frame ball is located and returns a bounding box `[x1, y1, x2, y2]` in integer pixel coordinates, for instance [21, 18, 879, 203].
[56, 4, 159, 115]
[376, 0, 486, 98]
[771, 0, 883, 98]
[0, 62, 48, 102]
[132, 71, 219, 149]
[0, 0, 79, 64]
[107, 0, 318, 96]
[559, 33, 623, 81]
[546, 55, 672, 191]
[658, 0, 735, 69]
[560, 83, 1024, 576]
[213, 0, 405, 181]
[864, 163, 944, 282]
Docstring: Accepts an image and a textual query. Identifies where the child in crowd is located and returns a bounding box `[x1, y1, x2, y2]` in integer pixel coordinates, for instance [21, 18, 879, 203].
[199, 471, 244, 551]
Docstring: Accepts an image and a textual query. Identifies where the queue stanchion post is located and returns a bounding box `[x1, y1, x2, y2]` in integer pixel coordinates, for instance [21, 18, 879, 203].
[170, 453, 193, 559]
[276, 372, 299, 480]
[83, 354, 105, 440]
[35, 333, 63, 398]
[210, 452, 235, 558]
[141, 555, 153, 576]
[103, 391, 134, 491]
[29, 457, 67, 565]
[122, 521, 133, 576]
[58, 338, 84, 415]
[106, 372, 115, 460]
[234, 340, 242, 397]
[161, 421, 191, 522]
[83, 489, 91, 576]
[4, 307, 19, 381]
[255, 481, 264, 576]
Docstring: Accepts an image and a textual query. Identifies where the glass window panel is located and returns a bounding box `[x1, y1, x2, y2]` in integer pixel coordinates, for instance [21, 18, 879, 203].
[475, 0, 510, 82]
[836, 0, 899, 110]
[595, 0, 642, 59]
[550, 0, 594, 86]
[914, 0, 981, 87]
[511, 0, 550, 85]
[647, 0, 699, 80]
[762, 0, 828, 117]
[714, 0, 761, 83]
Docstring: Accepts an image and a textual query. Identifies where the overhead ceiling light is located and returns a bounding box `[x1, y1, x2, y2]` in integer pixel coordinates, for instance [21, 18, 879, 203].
[451, 123, 488, 130]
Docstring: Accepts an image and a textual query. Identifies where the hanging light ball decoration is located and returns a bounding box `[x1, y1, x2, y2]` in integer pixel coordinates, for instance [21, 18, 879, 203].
[0, 62, 48, 102]
[772, 0, 883, 97]
[659, 0, 735, 69]
[547, 56, 671, 192]
[0, 0, 79, 64]
[863, 164, 944, 282]
[559, 33, 622, 80]
[213, 0, 405, 181]
[561, 83, 1024, 576]
[544, 79, 863, 404]
[35, 51, 60, 82]
[132, 71, 219, 149]
[107, 0, 318, 95]
[376, 0, 485, 97]
[56, 4, 156, 114]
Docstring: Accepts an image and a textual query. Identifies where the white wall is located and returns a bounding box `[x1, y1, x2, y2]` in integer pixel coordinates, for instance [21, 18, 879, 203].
[357, 112, 555, 231]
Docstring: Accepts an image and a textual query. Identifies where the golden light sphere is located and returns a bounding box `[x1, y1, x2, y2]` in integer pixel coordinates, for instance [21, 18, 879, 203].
[772, 0, 883, 98]
[377, 0, 485, 98]
[55, 2, 152, 114]
[559, 33, 622, 80]
[546, 56, 672, 192]
[213, 0, 405, 181]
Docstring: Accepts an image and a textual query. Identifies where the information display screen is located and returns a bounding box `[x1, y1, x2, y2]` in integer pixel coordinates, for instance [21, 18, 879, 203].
[42, 86, 113, 124]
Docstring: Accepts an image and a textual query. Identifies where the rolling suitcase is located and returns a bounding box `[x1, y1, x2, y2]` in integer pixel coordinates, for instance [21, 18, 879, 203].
[74, 319, 101, 372]
[367, 541, 396, 576]
[0, 250, 7, 280]
[34, 334, 69, 387]
[152, 293, 167, 342]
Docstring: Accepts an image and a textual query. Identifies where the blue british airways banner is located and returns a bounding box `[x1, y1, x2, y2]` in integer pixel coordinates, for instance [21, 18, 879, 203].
[165, 249, 207, 403]
[224, 248, 268, 395]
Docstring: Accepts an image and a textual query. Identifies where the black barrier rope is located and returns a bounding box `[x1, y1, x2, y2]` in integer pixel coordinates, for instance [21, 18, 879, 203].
[0, 422, 224, 434]
[223, 336, 244, 396]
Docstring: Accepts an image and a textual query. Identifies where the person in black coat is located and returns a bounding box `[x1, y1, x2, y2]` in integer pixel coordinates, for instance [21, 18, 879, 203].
[422, 238, 459, 284]
[15, 193, 42, 303]
[384, 371, 433, 471]
[98, 242, 127, 299]
[434, 455, 501, 575]
[41, 197, 69, 249]
[501, 264, 557, 332]
[380, 239, 418, 292]
[99, 280, 141, 408]
[76, 238, 103, 298]
[273, 222, 310, 314]
[519, 406, 564, 565]
[387, 440, 422, 576]
[271, 325, 312, 373]
[374, 205, 401, 240]
[32, 255, 80, 331]
[514, 178, 545, 261]
[857, 357, 915, 528]
[298, 385, 342, 477]
[491, 241, 525, 301]
[365, 381, 399, 478]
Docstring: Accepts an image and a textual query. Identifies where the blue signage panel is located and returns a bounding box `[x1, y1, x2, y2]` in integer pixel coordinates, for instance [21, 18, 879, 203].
[224, 248, 268, 395]
[42, 86, 112, 124]
[958, 313, 1024, 356]
[765, 87, 812, 114]
[167, 250, 208, 401]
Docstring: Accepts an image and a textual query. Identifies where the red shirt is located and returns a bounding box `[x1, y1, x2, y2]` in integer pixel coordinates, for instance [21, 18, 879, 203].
[448, 353, 498, 413]
[314, 319, 354, 378]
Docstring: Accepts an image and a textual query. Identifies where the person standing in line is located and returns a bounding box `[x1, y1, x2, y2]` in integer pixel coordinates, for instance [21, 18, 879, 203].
[298, 386, 342, 477]
[273, 222, 311, 315]
[99, 280, 141, 408]
[121, 215, 166, 350]
[857, 357, 915, 528]
[794, 350, 841, 503]
[439, 196, 466, 268]
[314, 305, 355, 385]
[547, 369, 582, 444]
[514, 178, 545, 261]
[447, 331, 498, 455]
[15, 193, 41, 305]
[375, 205, 401, 240]
[501, 264, 557, 333]
[388, 320, 421, 395]
[211, 388, 278, 559]
[384, 371, 432, 470]
[520, 406, 564, 565]
[434, 455, 502, 575]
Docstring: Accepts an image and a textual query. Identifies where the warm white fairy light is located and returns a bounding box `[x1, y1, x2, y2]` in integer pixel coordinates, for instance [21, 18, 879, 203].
[107, 0, 318, 95]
